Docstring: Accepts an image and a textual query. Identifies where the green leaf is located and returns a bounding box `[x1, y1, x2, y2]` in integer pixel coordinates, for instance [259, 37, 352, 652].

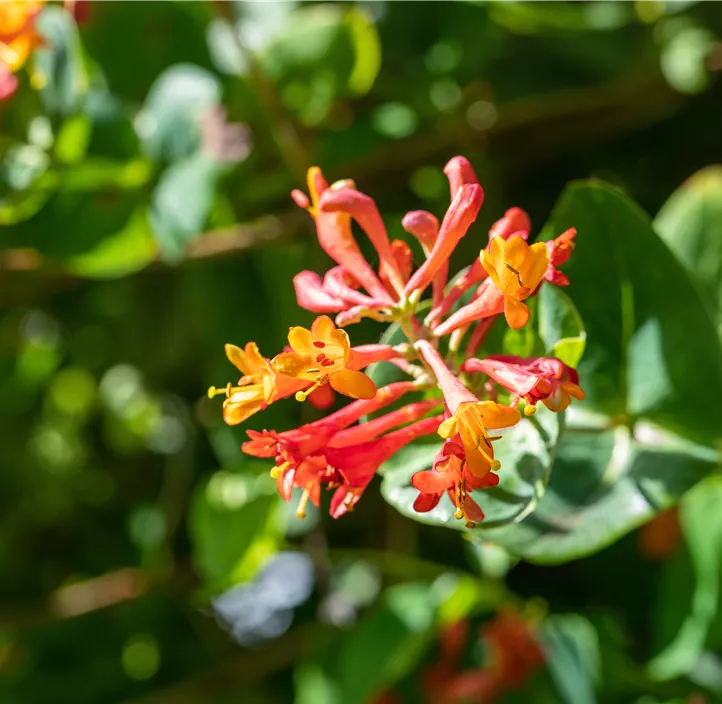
[54, 115, 92, 165]
[188, 463, 282, 593]
[488, 1, 633, 34]
[648, 476, 722, 680]
[259, 5, 382, 125]
[542, 614, 600, 704]
[538, 284, 586, 367]
[540, 180, 722, 447]
[479, 422, 719, 564]
[136, 64, 221, 161]
[488, 282, 585, 366]
[659, 22, 716, 95]
[34, 6, 90, 115]
[149, 153, 222, 260]
[335, 582, 437, 704]
[67, 206, 157, 278]
[381, 405, 561, 532]
[654, 166, 722, 341]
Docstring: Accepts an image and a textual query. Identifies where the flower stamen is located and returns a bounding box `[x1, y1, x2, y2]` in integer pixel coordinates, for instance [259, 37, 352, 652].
[207, 382, 235, 399]
[296, 487, 311, 518]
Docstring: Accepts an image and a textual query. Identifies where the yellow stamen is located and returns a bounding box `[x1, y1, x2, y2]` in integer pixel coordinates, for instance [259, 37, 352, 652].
[295, 384, 317, 402]
[270, 461, 291, 480]
[524, 404, 537, 417]
[208, 382, 235, 399]
[505, 262, 524, 288]
[473, 432, 500, 471]
[296, 488, 311, 519]
[295, 377, 326, 402]
[454, 508, 465, 520]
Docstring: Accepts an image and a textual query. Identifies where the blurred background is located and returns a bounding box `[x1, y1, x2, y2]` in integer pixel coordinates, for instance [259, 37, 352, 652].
[1, 2, 722, 702]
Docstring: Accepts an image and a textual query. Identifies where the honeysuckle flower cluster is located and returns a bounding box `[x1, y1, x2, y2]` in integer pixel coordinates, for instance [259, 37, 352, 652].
[423, 609, 545, 704]
[0, 1, 44, 102]
[210, 156, 584, 526]
[0, 2, 90, 103]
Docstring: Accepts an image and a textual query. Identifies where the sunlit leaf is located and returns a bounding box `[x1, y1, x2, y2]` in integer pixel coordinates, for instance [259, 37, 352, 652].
[189, 463, 282, 593]
[648, 476, 722, 680]
[542, 614, 600, 704]
[654, 166, 722, 340]
[540, 180, 722, 447]
[381, 406, 561, 533]
[488, 1, 633, 34]
[149, 153, 222, 260]
[136, 64, 221, 161]
[67, 206, 157, 278]
[34, 6, 89, 114]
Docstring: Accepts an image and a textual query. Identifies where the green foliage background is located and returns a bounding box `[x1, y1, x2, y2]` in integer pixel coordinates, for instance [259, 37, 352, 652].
[1, 2, 722, 702]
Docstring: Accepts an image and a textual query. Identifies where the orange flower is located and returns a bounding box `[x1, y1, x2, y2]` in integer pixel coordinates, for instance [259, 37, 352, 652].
[208, 342, 306, 425]
[480, 235, 549, 330]
[438, 401, 520, 478]
[0, 1, 44, 73]
[272, 315, 377, 401]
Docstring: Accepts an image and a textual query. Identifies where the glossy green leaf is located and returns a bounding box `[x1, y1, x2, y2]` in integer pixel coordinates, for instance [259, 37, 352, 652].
[380, 405, 561, 533]
[136, 64, 221, 161]
[34, 6, 90, 115]
[336, 581, 437, 704]
[648, 476, 722, 680]
[538, 284, 586, 367]
[542, 614, 600, 704]
[540, 180, 722, 447]
[654, 166, 722, 340]
[150, 153, 222, 260]
[479, 421, 718, 564]
[189, 463, 282, 593]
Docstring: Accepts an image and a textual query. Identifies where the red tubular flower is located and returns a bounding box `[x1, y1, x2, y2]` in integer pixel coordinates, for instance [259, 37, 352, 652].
[402, 210, 447, 308]
[402, 210, 439, 251]
[324, 266, 391, 309]
[380, 239, 413, 295]
[294, 167, 393, 304]
[482, 608, 545, 688]
[0, 64, 18, 101]
[445, 156, 480, 197]
[243, 381, 421, 513]
[320, 186, 406, 298]
[412, 440, 500, 527]
[544, 227, 576, 286]
[432, 278, 505, 337]
[327, 414, 444, 517]
[328, 398, 442, 447]
[242, 381, 418, 459]
[464, 354, 586, 414]
[347, 343, 401, 370]
[306, 383, 335, 409]
[292, 271, 346, 313]
[427, 207, 531, 327]
[404, 183, 484, 297]
[416, 340, 520, 476]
